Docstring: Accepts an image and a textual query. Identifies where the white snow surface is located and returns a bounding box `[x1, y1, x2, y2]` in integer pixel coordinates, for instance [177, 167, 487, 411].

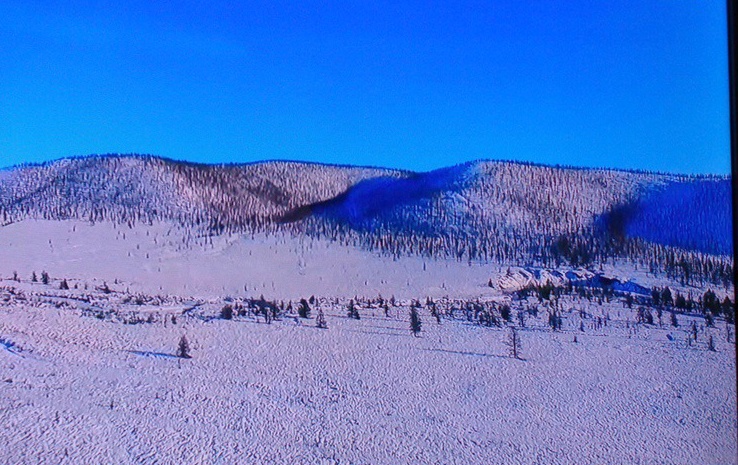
[0, 219, 513, 300]
[0, 219, 735, 464]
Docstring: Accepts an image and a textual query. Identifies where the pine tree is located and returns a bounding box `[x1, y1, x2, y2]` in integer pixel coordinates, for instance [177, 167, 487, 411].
[505, 327, 522, 359]
[548, 310, 562, 331]
[31, 271, 37, 282]
[500, 304, 511, 322]
[41, 271, 49, 285]
[703, 290, 720, 315]
[316, 307, 327, 329]
[661, 287, 673, 307]
[723, 297, 735, 324]
[651, 287, 661, 307]
[176, 335, 191, 359]
[410, 306, 422, 337]
[670, 310, 679, 327]
[59, 279, 69, 290]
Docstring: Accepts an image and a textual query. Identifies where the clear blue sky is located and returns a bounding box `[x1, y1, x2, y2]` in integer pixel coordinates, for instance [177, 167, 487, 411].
[0, 1, 730, 174]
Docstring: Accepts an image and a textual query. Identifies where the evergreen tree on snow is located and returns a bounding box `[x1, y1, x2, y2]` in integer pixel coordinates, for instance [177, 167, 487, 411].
[410, 305, 422, 337]
[176, 335, 191, 359]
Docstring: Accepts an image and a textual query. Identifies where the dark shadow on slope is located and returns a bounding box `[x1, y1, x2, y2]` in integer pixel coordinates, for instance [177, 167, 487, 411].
[0, 337, 22, 356]
[342, 328, 408, 338]
[278, 163, 473, 233]
[597, 179, 732, 256]
[128, 350, 179, 359]
[421, 348, 514, 360]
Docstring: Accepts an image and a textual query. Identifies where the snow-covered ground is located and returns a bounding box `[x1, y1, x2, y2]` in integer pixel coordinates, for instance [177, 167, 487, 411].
[0, 220, 735, 464]
[0, 219, 514, 300]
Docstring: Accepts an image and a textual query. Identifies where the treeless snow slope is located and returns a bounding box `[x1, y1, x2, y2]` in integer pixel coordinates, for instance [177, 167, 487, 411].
[0, 290, 735, 465]
[0, 219, 512, 299]
[0, 219, 708, 301]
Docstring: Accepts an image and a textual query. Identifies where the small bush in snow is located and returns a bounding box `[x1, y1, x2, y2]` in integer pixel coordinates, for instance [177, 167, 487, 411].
[221, 304, 233, 320]
[347, 300, 360, 320]
[298, 299, 311, 319]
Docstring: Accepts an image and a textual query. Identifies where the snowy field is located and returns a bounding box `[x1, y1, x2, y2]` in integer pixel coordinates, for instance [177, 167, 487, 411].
[0, 220, 736, 464]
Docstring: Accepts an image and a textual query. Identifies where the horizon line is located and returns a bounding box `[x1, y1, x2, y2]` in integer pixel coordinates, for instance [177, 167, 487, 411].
[0, 152, 731, 179]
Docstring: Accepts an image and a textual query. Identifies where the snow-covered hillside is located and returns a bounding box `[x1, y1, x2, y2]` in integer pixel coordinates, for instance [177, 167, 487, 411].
[0, 155, 734, 464]
[0, 155, 732, 287]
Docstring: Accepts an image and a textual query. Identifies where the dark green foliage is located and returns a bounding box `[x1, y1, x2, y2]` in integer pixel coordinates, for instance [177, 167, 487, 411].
[702, 290, 720, 315]
[723, 297, 734, 324]
[661, 287, 673, 307]
[298, 299, 311, 319]
[651, 287, 660, 306]
[221, 304, 233, 320]
[427, 298, 441, 324]
[500, 304, 511, 322]
[477, 309, 496, 327]
[177, 335, 191, 359]
[636, 307, 654, 325]
[59, 279, 69, 290]
[41, 271, 49, 285]
[548, 310, 562, 331]
[410, 306, 422, 337]
[316, 308, 327, 329]
[347, 300, 360, 320]
[505, 327, 521, 359]
[31, 271, 37, 282]
[537, 280, 555, 301]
